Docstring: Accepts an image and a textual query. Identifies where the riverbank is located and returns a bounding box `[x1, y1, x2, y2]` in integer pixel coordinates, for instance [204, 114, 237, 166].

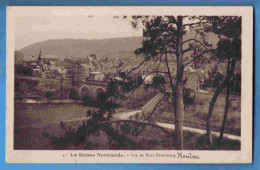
[15, 98, 83, 104]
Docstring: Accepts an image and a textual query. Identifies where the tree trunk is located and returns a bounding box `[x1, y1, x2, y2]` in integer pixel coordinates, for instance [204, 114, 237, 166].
[77, 66, 80, 92]
[206, 78, 227, 146]
[71, 72, 75, 89]
[60, 70, 63, 99]
[174, 16, 184, 150]
[217, 58, 236, 145]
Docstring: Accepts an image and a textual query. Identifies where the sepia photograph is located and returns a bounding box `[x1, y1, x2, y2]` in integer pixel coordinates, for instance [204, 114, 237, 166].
[6, 6, 253, 163]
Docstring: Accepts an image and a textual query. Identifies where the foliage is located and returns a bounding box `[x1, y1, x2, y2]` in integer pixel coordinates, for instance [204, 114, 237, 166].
[110, 15, 217, 149]
[45, 91, 59, 100]
[204, 16, 241, 146]
[64, 56, 85, 90]
[43, 117, 101, 148]
[69, 89, 78, 100]
[120, 122, 139, 135]
[144, 75, 166, 92]
[15, 78, 39, 97]
[15, 65, 33, 77]
[45, 91, 53, 100]
[229, 73, 241, 95]
[205, 16, 241, 62]
[42, 107, 137, 149]
[82, 92, 119, 110]
[183, 88, 195, 105]
[102, 123, 140, 149]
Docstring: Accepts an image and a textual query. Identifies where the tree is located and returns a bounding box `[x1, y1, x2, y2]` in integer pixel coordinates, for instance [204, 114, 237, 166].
[65, 56, 85, 98]
[205, 16, 241, 146]
[116, 15, 214, 149]
[216, 18, 241, 145]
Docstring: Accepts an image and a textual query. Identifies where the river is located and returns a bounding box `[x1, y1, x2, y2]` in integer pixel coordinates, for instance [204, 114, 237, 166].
[14, 102, 92, 129]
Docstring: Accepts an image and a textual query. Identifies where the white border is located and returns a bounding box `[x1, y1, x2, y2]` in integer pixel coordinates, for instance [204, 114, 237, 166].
[6, 6, 253, 163]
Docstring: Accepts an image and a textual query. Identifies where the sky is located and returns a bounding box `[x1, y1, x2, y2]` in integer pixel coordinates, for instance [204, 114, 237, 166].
[12, 7, 221, 50]
[14, 7, 143, 50]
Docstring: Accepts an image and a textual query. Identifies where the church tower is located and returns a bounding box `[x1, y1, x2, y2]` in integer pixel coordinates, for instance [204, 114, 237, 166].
[38, 49, 42, 65]
[38, 49, 44, 72]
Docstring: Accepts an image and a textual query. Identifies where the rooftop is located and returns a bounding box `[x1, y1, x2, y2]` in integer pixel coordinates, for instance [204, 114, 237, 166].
[90, 72, 103, 74]
[41, 55, 58, 60]
[23, 55, 37, 62]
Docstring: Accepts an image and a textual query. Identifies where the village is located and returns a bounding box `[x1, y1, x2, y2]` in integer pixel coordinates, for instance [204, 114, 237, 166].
[15, 50, 133, 81]
[13, 46, 242, 149]
[14, 48, 212, 102]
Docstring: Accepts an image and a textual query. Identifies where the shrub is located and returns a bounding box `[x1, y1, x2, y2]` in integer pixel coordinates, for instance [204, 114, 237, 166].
[15, 65, 33, 76]
[69, 89, 78, 99]
[43, 109, 106, 149]
[82, 92, 119, 110]
[45, 91, 59, 100]
[45, 91, 53, 100]
[183, 88, 195, 105]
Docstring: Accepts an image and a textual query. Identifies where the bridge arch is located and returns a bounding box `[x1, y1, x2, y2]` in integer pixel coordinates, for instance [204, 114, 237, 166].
[94, 87, 106, 94]
[79, 85, 91, 97]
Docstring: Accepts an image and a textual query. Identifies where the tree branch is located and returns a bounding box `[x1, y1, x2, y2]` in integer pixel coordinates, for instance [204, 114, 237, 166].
[126, 58, 148, 76]
[156, 53, 163, 70]
[183, 48, 195, 54]
[165, 50, 177, 54]
[100, 119, 172, 135]
[133, 95, 167, 136]
[184, 49, 214, 67]
[124, 70, 167, 100]
[165, 52, 175, 94]
[183, 21, 208, 27]
[182, 38, 209, 50]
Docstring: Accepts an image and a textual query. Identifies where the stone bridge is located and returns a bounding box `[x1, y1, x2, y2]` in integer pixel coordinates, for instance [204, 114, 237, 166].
[78, 80, 108, 97]
[15, 76, 109, 97]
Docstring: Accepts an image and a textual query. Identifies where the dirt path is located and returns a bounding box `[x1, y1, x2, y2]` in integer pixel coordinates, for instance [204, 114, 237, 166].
[112, 110, 142, 120]
[156, 122, 240, 141]
[114, 110, 241, 141]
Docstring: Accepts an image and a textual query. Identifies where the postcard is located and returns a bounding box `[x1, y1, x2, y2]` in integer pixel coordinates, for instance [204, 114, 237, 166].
[6, 6, 253, 163]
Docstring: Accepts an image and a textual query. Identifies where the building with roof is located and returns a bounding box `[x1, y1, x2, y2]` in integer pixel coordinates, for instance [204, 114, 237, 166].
[183, 67, 207, 92]
[41, 55, 59, 65]
[55, 60, 70, 68]
[87, 72, 105, 81]
[23, 55, 38, 67]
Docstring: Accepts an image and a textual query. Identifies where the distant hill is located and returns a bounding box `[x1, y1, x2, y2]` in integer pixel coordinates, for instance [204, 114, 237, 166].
[19, 37, 143, 61]
[18, 33, 227, 74]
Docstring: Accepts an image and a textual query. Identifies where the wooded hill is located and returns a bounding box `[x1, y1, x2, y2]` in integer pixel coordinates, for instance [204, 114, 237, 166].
[19, 37, 143, 61]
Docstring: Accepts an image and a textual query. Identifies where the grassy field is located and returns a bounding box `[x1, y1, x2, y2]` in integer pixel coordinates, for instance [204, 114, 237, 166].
[14, 102, 240, 150]
[116, 87, 241, 136]
[158, 92, 241, 136]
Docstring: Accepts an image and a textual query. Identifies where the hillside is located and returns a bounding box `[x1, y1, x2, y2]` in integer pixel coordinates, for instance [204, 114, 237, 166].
[18, 33, 234, 75]
[19, 37, 143, 61]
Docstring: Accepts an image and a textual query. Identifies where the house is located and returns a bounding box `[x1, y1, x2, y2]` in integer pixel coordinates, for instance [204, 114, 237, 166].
[45, 69, 60, 79]
[87, 72, 105, 81]
[55, 60, 70, 68]
[56, 67, 67, 79]
[41, 55, 59, 65]
[142, 74, 154, 84]
[23, 55, 38, 66]
[183, 67, 207, 93]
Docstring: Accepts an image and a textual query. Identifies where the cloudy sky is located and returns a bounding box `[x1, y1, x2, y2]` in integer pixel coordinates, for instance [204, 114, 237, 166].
[14, 7, 142, 50]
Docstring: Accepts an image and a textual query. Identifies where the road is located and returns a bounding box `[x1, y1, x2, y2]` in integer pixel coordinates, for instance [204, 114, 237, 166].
[156, 122, 240, 141]
[113, 110, 241, 141]
[112, 110, 142, 120]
